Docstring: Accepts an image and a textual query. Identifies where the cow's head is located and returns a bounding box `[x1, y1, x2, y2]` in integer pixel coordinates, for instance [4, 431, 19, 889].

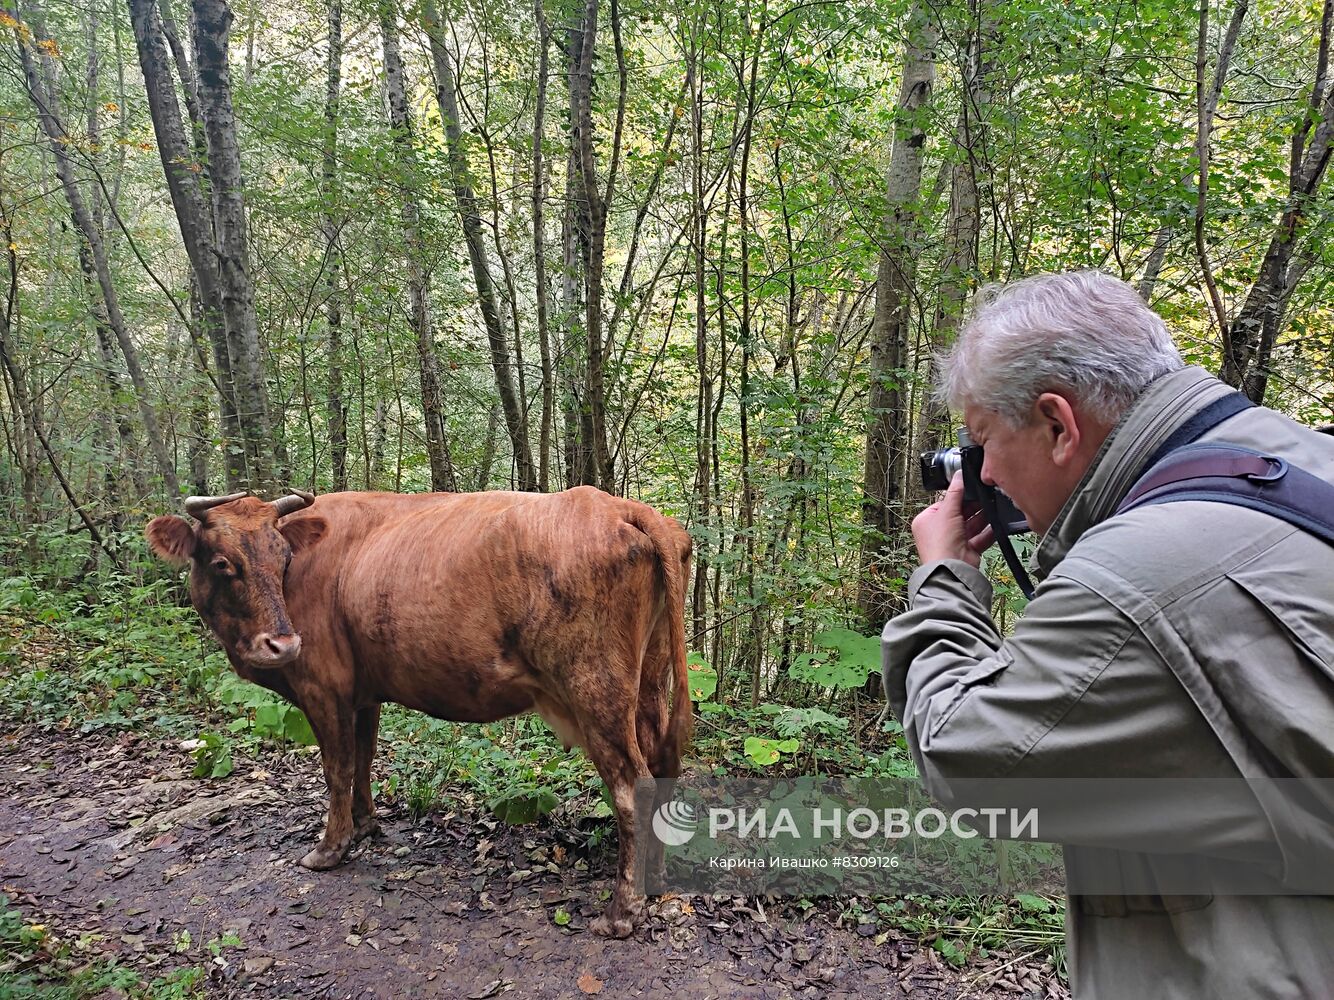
[145, 490, 327, 668]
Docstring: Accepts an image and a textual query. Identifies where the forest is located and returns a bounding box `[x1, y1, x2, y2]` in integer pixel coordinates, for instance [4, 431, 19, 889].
[0, 0, 1331, 995]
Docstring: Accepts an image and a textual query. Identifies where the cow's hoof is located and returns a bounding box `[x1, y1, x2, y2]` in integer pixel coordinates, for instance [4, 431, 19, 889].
[591, 896, 646, 939]
[352, 817, 382, 843]
[590, 913, 636, 939]
[299, 845, 345, 870]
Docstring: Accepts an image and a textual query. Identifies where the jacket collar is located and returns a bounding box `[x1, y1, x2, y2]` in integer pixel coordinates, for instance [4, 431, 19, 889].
[1033, 366, 1236, 578]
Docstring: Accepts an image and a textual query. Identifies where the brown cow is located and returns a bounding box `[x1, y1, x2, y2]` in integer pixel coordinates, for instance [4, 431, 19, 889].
[145, 486, 692, 937]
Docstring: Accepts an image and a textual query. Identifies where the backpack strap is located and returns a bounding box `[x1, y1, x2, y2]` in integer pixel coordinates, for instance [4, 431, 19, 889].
[1140, 390, 1256, 471]
[1117, 442, 1334, 548]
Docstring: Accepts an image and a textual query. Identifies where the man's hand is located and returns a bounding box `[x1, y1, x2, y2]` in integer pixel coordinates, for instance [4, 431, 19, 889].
[911, 473, 996, 567]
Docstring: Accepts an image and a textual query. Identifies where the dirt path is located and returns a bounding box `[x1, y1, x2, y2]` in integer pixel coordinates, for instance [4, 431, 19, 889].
[0, 727, 1060, 999]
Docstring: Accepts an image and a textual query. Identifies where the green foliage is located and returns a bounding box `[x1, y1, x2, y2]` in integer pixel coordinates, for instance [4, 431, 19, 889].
[214, 672, 318, 747]
[790, 628, 882, 690]
[375, 712, 598, 827]
[869, 893, 1067, 977]
[188, 731, 233, 779]
[743, 735, 801, 767]
[686, 652, 717, 703]
[0, 894, 208, 999]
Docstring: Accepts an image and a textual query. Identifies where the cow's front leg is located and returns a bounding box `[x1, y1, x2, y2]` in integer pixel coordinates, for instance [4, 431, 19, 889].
[298, 697, 356, 870]
[351, 704, 382, 843]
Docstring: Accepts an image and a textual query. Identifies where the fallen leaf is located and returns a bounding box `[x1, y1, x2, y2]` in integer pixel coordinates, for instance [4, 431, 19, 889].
[577, 973, 604, 994]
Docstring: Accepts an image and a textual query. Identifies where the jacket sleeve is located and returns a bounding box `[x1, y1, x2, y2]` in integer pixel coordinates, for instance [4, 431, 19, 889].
[881, 559, 1277, 857]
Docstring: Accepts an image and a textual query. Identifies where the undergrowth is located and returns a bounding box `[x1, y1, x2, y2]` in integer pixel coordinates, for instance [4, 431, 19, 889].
[0, 894, 208, 1000]
[0, 548, 1066, 976]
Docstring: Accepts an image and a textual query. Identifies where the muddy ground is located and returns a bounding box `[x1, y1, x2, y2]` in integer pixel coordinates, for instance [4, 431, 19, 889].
[0, 727, 1064, 999]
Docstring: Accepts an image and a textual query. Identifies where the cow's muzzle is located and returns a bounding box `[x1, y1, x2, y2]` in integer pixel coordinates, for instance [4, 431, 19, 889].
[244, 632, 302, 667]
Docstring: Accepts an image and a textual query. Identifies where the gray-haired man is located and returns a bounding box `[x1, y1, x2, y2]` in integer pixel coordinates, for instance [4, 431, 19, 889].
[881, 270, 1334, 998]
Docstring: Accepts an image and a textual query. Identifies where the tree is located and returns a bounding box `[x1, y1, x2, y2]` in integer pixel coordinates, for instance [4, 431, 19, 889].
[422, 0, 536, 491]
[192, 0, 277, 489]
[857, 2, 938, 631]
[127, 0, 245, 488]
[378, 1, 457, 492]
[17, 2, 180, 497]
[323, 0, 346, 491]
[1219, 0, 1334, 401]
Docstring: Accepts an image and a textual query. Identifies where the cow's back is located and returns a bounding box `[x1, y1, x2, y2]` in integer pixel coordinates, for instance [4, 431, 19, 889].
[283, 487, 684, 723]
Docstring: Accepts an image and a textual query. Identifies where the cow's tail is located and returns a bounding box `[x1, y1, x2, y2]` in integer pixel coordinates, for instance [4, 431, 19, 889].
[628, 506, 693, 776]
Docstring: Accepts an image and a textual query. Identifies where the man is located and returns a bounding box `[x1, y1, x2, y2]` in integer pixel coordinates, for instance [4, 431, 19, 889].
[880, 270, 1334, 998]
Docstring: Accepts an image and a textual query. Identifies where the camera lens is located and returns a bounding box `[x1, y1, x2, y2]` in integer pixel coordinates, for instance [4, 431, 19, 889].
[920, 447, 963, 491]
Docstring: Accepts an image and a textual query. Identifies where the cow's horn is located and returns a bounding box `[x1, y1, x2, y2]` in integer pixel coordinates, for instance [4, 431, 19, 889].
[183, 492, 249, 518]
[271, 488, 316, 518]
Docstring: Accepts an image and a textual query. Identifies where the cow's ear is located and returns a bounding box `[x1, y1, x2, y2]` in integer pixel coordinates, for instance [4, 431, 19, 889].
[280, 516, 327, 553]
[145, 516, 196, 564]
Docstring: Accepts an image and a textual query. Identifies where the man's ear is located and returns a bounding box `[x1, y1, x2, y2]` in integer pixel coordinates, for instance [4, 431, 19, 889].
[145, 516, 196, 564]
[1034, 392, 1081, 466]
[280, 516, 327, 553]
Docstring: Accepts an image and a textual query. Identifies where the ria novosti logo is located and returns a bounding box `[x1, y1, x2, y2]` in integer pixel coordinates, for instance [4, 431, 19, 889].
[651, 800, 698, 846]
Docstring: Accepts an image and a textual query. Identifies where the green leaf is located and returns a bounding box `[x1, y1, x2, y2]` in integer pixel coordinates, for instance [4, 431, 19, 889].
[191, 732, 233, 780]
[789, 628, 881, 690]
[489, 788, 559, 825]
[1016, 893, 1054, 913]
[686, 652, 717, 702]
[282, 708, 317, 746]
[253, 702, 285, 736]
[743, 736, 800, 767]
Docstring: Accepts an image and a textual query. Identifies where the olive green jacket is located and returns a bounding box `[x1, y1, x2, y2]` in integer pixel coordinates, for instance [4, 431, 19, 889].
[882, 367, 1334, 998]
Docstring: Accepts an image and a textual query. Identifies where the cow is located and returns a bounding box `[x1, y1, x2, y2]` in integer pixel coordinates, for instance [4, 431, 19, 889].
[145, 486, 693, 938]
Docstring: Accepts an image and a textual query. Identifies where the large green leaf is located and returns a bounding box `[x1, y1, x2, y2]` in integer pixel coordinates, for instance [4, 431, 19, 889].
[789, 628, 881, 690]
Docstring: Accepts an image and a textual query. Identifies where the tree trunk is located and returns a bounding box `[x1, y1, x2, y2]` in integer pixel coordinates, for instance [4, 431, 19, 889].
[476, 403, 500, 491]
[187, 280, 210, 493]
[1137, 226, 1171, 301]
[422, 0, 536, 491]
[83, 11, 145, 503]
[1222, 0, 1333, 401]
[128, 0, 244, 488]
[379, 3, 457, 492]
[915, 0, 991, 499]
[568, 0, 614, 490]
[80, 239, 144, 498]
[18, 15, 181, 497]
[688, 30, 712, 647]
[560, 135, 590, 487]
[738, 26, 762, 705]
[857, 2, 938, 631]
[192, 0, 275, 491]
[323, 0, 346, 491]
[533, 0, 554, 491]
[0, 232, 40, 559]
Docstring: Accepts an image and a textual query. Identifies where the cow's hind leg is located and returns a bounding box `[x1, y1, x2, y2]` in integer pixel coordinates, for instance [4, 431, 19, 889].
[298, 696, 357, 870]
[577, 699, 653, 939]
[352, 704, 382, 843]
[636, 615, 677, 884]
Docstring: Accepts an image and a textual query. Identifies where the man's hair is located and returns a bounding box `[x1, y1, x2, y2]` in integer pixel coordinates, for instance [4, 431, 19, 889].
[941, 270, 1184, 427]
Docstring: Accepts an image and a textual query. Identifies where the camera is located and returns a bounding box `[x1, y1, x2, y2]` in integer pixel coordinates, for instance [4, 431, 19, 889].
[919, 428, 1029, 534]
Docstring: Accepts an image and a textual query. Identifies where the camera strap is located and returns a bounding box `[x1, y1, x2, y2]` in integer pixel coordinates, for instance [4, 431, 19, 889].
[980, 486, 1037, 601]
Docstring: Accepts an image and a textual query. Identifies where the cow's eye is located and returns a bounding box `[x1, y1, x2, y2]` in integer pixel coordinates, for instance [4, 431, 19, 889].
[211, 557, 235, 576]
